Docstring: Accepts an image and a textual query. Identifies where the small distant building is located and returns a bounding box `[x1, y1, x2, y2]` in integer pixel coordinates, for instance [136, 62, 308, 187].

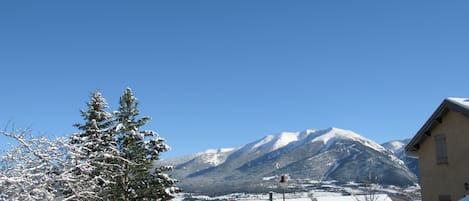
[406, 98, 469, 201]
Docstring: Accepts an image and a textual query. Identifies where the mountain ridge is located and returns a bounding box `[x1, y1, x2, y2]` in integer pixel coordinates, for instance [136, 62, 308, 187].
[162, 127, 417, 195]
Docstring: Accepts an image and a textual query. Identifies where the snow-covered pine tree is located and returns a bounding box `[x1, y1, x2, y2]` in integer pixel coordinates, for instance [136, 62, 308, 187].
[72, 90, 115, 146]
[69, 90, 122, 200]
[113, 88, 179, 201]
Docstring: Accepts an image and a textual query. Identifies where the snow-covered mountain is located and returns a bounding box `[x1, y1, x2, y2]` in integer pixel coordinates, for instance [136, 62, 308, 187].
[163, 128, 417, 195]
[382, 139, 419, 177]
[381, 140, 407, 153]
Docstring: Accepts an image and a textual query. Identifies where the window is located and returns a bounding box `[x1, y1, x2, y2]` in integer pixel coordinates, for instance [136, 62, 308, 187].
[435, 134, 448, 164]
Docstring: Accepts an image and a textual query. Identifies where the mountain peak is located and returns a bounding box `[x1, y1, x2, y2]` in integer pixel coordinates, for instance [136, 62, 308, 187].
[382, 139, 411, 154]
[308, 128, 388, 153]
[244, 131, 300, 153]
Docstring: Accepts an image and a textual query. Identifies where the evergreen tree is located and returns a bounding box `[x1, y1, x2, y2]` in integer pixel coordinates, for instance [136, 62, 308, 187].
[72, 90, 114, 146]
[113, 88, 179, 201]
[69, 90, 122, 200]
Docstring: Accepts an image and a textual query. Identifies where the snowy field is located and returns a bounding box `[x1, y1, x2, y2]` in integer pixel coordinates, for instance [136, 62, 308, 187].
[172, 191, 413, 201]
[171, 180, 422, 201]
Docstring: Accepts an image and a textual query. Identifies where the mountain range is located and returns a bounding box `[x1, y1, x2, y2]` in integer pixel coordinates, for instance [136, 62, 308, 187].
[161, 127, 418, 195]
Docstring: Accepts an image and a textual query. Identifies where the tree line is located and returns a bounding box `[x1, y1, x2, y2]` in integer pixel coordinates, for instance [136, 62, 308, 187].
[0, 88, 180, 200]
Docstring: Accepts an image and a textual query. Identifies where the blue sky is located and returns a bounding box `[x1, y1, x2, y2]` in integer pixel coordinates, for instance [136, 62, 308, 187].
[1, 1, 468, 157]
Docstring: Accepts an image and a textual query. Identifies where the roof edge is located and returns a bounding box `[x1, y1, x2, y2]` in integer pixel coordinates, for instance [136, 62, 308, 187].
[405, 98, 469, 157]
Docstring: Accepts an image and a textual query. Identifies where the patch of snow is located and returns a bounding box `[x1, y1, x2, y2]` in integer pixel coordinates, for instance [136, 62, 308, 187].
[352, 153, 358, 160]
[204, 149, 219, 154]
[312, 191, 344, 197]
[447, 97, 469, 109]
[313, 194, 392, 201]
[262, 176, 276, 181]
[244, 199, 310, 201]
[202, 155, 223, 166]
[251, 132, 299, 151]
[323, 161, 340, 180]
[311, 128, 388, 154]
[203, 148, 235, 155]
[274, 132, 300, 150]
[252, 135, 275, 149]
[115, 123, 124, 131]
[198, 148, 236, 165]
[383, 140, 406, 153]
[220, 148, 235, 152]
[137, 132, 144, 140]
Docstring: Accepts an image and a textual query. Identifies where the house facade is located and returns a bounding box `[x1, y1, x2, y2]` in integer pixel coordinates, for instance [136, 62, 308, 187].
[406, 98, 469, 201]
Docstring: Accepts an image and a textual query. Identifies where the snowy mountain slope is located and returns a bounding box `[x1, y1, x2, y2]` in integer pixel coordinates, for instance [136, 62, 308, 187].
[382, 140, 407, 153]
[382, 139, 419, 177]
[247, 132, 301, 152]
[164, 128, 418, 195]
[307, 128, 388, 153]
[161, 148, 236, 179]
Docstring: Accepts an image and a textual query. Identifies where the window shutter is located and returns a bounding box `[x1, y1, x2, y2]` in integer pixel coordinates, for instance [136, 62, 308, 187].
[435, 134, 448, 164]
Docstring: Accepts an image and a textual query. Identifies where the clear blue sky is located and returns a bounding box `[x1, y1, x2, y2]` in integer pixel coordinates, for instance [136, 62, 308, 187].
[1, 1, 468, 157]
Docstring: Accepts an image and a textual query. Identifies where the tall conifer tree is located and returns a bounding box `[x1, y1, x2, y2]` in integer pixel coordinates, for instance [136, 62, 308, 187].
[114, 88, 179, 201]
[70, 90, 121, 200]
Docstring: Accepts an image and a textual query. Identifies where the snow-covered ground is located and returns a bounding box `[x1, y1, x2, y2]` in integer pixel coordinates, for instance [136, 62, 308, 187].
[174, 193, 393, 201]
[173, 183, 421, 201]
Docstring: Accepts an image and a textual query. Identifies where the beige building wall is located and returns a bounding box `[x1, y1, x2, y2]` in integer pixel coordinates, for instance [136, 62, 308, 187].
[418, 110, 469, 201]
